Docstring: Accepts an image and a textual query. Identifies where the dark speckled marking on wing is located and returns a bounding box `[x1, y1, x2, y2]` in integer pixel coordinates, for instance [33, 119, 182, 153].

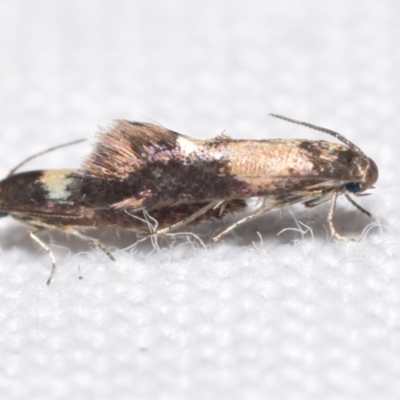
[82, 121, 249, 210]
[296, 140, 366, 184]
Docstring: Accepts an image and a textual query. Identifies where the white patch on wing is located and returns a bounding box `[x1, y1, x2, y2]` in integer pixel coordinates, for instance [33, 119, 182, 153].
[42, 169, 74, 200]
[177, 135, 200, 156]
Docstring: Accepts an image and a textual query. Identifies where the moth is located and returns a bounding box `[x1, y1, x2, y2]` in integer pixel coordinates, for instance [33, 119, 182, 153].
[0, 115, 378, 283]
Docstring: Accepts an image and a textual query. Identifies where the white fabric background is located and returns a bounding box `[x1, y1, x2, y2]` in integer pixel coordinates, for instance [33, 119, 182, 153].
[0, 1, 399, 399]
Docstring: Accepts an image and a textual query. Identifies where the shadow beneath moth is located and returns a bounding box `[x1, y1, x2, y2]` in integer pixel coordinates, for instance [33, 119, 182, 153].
[0, 115, 378, 284]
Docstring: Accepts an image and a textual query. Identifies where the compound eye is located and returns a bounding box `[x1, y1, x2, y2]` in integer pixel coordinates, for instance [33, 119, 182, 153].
[345, 182, 363, 193]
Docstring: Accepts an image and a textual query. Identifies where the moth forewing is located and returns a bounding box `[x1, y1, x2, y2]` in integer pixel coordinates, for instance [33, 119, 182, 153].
[83, 122, 373, 211]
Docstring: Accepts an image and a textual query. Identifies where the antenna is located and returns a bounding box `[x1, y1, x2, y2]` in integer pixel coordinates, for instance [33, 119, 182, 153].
[269, 114, 365, 156]
[8, 138, 86, 177]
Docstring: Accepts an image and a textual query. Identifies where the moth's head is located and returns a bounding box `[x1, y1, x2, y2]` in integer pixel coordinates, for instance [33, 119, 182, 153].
[345, 157, 379, 194]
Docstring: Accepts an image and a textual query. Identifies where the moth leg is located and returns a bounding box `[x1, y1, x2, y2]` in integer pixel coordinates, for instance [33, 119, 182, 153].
[28, 227, 57, 286]
[151, 200, 222, 236]
[213, 203, 273, 242]
[67, 228, 116, 262]
[328, 191, 361, 242]
[218, 200, 228, 216]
